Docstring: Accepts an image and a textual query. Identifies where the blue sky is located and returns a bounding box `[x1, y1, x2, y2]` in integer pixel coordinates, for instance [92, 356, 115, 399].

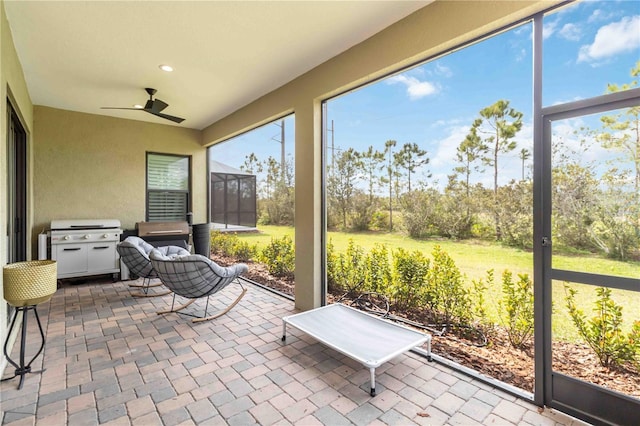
[210, 0, 639, 190]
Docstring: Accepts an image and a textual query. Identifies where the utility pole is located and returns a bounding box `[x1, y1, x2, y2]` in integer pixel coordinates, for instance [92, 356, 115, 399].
[272, 119, 286, 183]
[322, 103, 337, 178]
[322, 103, 327, 170]
[280, 119, 285, 183]
[326, 120, 335, 177]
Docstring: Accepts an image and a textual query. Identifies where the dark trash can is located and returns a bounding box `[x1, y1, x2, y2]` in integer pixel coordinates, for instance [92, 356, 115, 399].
[192, 223, 212, 257]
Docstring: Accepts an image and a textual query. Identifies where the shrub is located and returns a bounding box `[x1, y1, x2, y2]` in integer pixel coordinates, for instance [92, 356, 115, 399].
[350, 194, 376, 231]
[326, 239, 339, 292]
[390, 248, 429, 310]
[369, 210, 389, 231]
[590, 216, 639, 261]
[565, 285, 639, 370]
[332, 239, 367, 295]
[231, 240, 257, 262]
[498, 270, 534, 349]
[364, 244, 392, 294]
[260, 235, 295, 277]
[471, 218, 495, 240]
[399, 190, 440, 239]
[210, 231, 237, 256]
[433, 193, 474, 239]
[496, 181, 533, 249]
[426, 245, 472, 326]
[471, 269, 494, 331]
[632, 321, 640, 371]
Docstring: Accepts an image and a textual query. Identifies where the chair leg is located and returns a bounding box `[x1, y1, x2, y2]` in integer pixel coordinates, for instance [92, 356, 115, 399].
[129, 282, 164, 288]
[192, 286, 247, 323]
[128, 277, 164, 288]
[131, 277, 172, 298]
[156, 298, 197, 315]
[132, 289, 172, 298]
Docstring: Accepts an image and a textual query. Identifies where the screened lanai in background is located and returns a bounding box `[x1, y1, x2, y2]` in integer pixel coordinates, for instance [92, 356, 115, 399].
[210, 160, 257, 229]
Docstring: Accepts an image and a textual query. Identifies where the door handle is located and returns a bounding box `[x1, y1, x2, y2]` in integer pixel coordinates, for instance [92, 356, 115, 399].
[63, 247, 81, 251]
[542, 237, 552, 247]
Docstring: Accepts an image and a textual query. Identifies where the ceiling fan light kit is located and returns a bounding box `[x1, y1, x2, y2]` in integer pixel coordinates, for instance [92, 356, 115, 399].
[101, 88, 185, 123]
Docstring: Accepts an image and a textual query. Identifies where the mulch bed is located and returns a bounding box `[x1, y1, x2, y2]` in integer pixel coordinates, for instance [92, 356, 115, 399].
[214, 254, 640, 398]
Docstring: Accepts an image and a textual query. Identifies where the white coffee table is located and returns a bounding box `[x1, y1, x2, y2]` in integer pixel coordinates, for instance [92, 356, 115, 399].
[282, 303, 431, 396]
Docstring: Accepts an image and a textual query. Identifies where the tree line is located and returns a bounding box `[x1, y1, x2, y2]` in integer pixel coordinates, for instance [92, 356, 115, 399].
[239, 63, 639, 261]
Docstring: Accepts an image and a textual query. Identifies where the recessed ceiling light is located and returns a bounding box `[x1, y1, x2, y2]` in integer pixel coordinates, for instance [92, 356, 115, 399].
[133, 104, 144, 109]
[159, 64, 173, 72]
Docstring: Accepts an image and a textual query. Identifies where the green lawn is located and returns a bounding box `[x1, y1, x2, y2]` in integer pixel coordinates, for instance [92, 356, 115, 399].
[234, 225, 640, 341]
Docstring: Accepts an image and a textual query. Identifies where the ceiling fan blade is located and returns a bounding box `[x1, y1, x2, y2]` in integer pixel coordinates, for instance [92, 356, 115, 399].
[147, 110, 185, 123]
[103, 88, 183, 124]
[148, 98, 168, 113]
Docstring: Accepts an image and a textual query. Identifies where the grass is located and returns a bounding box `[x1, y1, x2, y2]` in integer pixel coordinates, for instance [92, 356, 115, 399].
[233, 225, 640, 342]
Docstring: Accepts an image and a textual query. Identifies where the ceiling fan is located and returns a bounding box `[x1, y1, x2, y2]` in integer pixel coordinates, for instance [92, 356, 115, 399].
[101, 88, 185, 123]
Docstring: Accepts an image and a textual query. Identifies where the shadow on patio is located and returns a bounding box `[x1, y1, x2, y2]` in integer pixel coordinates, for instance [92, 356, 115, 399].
[1, 278, 586, 425]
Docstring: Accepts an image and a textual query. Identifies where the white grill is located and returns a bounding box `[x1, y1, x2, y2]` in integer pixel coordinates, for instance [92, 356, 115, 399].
[50, 219, 123, 279]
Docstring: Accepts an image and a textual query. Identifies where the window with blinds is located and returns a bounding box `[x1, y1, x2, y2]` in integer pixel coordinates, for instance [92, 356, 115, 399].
[146, 153, 190, 222]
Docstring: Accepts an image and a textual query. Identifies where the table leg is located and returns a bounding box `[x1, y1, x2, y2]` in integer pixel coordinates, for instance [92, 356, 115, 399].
[281, 320, 287, 342]
[1, 305, 47, 390]
[3, 308, 20, 371]
[370, 367, 376, 397]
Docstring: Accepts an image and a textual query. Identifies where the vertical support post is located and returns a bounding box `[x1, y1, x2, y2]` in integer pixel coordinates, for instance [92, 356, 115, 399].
[531, 12, 547, 408]
[294, 101, 323, 311]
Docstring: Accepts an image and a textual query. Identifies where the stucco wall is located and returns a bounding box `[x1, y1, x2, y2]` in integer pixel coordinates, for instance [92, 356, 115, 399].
[33, 106, 206, 252]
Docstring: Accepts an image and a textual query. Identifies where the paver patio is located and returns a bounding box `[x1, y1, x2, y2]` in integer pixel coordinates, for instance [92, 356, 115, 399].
[1, 277, 587, 425]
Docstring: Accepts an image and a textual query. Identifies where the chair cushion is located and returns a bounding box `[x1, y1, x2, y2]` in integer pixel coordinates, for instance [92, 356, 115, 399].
[121, 236, 155, 258]
[120, 236, 189, 258]
[117, 236, 191, 279]
[156, 245, 191, 257]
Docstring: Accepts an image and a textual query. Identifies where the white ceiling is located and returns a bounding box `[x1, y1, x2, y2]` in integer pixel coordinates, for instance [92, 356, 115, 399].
[4, 1, 429, 130]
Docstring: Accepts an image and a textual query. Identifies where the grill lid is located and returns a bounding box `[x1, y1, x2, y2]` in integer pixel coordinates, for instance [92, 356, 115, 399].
[136, 221, 189, 237]
[51, 219, 121, 231]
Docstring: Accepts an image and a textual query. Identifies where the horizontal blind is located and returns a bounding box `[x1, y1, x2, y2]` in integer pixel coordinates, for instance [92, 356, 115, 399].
[148, 154, 188, 190]
[147, 154, 189, 222]
[148, 191, 188, 221]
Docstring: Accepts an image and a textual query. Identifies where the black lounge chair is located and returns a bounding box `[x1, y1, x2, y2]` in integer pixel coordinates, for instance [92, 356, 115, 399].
[116, 236, 189, 297]
[149, 249, 248, 322]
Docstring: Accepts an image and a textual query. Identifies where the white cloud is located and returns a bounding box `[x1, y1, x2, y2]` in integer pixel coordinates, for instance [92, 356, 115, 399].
[551, 117, 609, 163]
[577, 15, 640, 63]
[550, 96, 585, 106]
[543, 20, 558, 40]
[431, 118, 463, 128]
[434, 63, 453, 78]
[430, 125, 469, 169]
[387, 75, 438, 100]
[559, 23, 582, 41]
[427, 121, 536, 187]
[588, 9, 603, 23]
[588, 9, 618, 24]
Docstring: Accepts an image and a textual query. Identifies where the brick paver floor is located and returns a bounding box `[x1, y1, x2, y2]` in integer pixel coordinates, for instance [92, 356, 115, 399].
[1, 278, 588, 425]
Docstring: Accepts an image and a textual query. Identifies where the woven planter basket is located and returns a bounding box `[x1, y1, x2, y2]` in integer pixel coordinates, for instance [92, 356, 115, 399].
[3, 260, 57, 307]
